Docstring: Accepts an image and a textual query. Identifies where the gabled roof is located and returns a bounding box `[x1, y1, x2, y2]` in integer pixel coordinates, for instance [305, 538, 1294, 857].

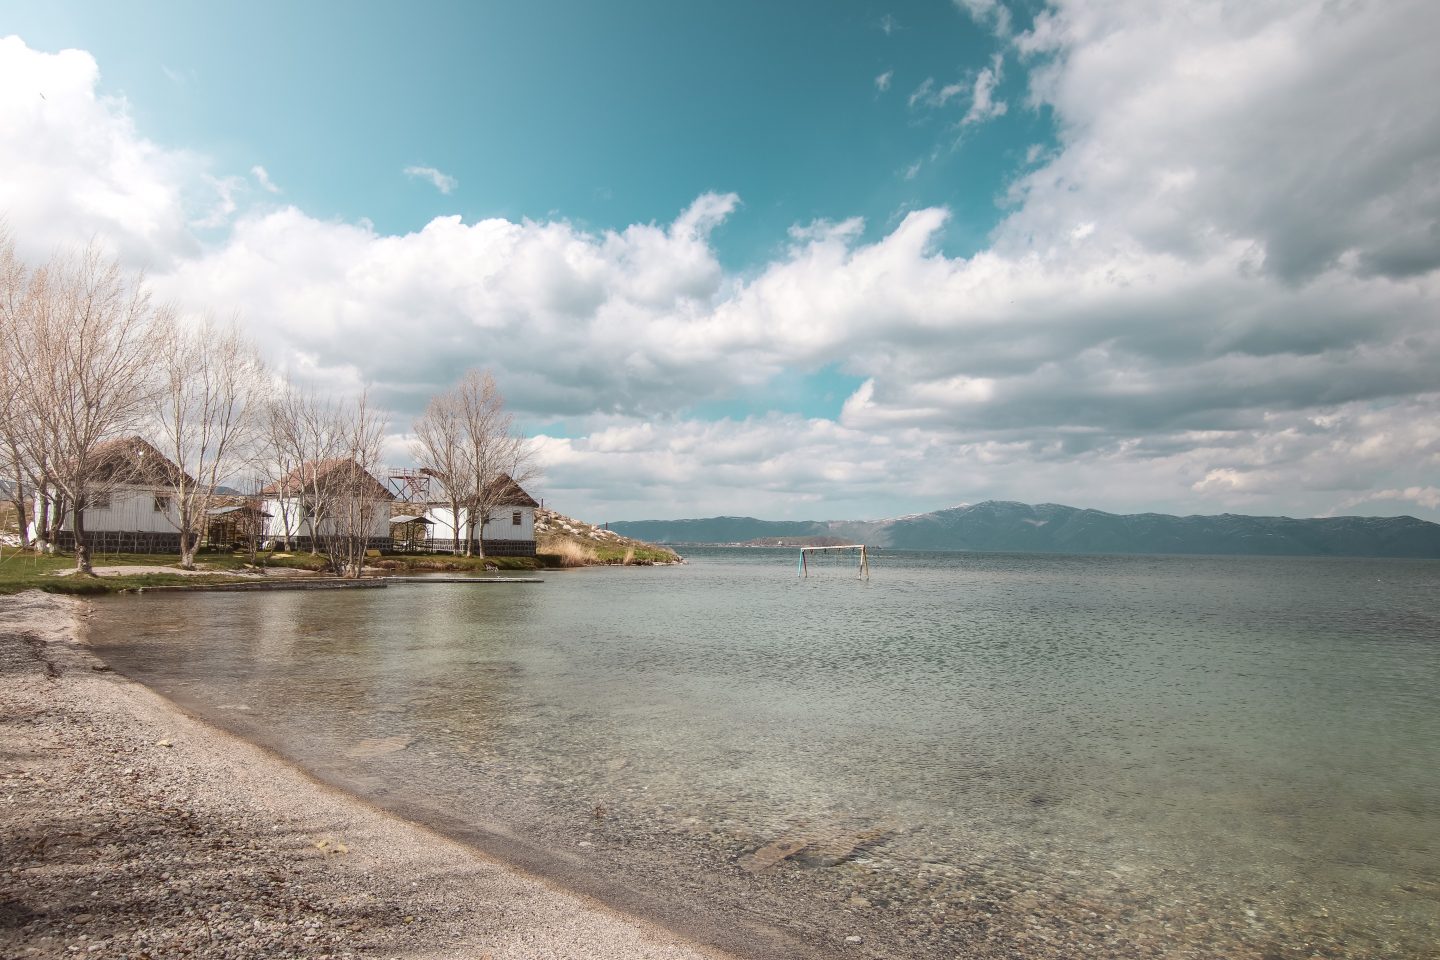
[486, 473, 539, 508]
[259, 458, 395, 501]
[87, 436, 194, 488]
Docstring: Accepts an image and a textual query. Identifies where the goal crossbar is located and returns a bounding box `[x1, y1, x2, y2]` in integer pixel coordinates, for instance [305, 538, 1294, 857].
[797, 544, 871, 580]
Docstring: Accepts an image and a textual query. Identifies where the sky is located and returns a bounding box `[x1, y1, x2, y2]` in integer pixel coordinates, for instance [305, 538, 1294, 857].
[2, 0, 1439, 523]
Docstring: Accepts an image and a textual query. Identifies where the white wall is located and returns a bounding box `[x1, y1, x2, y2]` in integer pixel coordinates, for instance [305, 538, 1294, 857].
[39, 485, 180, 534]
[423, 505, 535, 543]
[261, 497, 392, 541]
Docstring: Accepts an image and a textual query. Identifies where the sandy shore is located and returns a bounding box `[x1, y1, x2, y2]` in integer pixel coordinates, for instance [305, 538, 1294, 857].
[0, 592, 732, 960]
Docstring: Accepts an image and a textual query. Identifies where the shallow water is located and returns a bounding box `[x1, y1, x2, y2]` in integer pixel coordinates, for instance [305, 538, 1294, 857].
[90, 550, 1440, 958]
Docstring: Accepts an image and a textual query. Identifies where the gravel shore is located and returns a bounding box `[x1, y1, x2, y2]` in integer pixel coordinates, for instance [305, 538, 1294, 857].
[0, 592, 731, 960]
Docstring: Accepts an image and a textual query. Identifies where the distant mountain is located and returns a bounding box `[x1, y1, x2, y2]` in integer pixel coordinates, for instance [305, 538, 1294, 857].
[608, 516, 829, 544]
[609, 501, 1440, 558]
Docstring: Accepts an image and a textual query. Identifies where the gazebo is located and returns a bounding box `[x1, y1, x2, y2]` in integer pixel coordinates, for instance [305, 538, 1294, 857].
[389, 514, 433, 552]
[205, 502, 272, 550]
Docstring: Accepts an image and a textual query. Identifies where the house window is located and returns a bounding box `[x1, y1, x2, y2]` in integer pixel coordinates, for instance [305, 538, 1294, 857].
[512, 511, 522, 525]
[153, 495, 171, 512]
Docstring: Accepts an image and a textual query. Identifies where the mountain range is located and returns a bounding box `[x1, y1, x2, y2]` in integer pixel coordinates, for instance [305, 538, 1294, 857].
[608, 501, 1440, 558]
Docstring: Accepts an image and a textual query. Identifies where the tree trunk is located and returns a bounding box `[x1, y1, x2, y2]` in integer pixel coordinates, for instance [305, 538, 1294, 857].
[8, 496, 29, 549]
[179, 530, 197, 570]
[34, 493, 54, 554]
[73, 504, 92, 575]
[8, 468, 29, 548]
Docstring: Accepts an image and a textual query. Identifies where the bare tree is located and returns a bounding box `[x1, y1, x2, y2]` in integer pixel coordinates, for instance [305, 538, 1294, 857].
[411, 386, 468, 555]
[151, 315, 268, 569]
[260, 382, 391, 576]
[259, 388, 304, 550]
[0, 241, 163, 573]
[453, 370, 536, 559]
[261, 383, 345, 554]
[0, 231, 31, 546]
[321, 391, 390, 578]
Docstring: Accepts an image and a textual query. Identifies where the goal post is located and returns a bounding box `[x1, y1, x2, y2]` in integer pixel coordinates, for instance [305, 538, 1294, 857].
[797, 544, 871, 580]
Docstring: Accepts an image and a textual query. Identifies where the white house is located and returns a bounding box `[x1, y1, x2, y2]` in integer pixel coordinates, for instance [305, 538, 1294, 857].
[259, 458, 395, 550]
[31, 436, 189, 553]
[414, 474, 539, 557]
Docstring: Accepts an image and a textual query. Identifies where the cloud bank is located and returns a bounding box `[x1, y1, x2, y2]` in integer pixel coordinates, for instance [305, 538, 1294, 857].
[3, 2, 1439, 521]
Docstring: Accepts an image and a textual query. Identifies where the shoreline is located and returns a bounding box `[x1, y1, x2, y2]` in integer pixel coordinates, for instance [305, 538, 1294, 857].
[0, 591, 733, 960]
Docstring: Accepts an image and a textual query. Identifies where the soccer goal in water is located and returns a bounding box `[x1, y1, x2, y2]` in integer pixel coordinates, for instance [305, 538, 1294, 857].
[796, 544, 871, 580]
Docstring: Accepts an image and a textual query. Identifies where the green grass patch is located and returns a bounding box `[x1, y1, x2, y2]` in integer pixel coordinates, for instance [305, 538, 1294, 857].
[0, 546, 331, 595]
[374, 553, 538, 573]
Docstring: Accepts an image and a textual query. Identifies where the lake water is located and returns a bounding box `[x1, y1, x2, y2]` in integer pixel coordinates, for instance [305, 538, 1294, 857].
[88, 550, 1440, 958]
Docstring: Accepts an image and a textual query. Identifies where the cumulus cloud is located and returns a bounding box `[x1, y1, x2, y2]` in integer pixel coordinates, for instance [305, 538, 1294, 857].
[153, 193, 745, 419]
[0, 36, 199, 267]
[1006, 0, 1440, 281]
[403, 165, 458, 194]
[874, 70, 893, 93]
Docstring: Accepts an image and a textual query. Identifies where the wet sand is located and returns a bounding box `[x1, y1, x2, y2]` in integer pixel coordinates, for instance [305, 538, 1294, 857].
[0, 592, 733, 960]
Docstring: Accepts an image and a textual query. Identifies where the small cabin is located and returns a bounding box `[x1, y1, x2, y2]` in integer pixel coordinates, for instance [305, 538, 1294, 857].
[259, 458, 396, 550]
[415, 474, 539, 557]
[33, 436, 189, 553]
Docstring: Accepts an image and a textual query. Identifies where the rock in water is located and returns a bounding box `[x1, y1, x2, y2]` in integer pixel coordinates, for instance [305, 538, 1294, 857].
[738, 837, 808, 872]
[343, 736, 413, 759]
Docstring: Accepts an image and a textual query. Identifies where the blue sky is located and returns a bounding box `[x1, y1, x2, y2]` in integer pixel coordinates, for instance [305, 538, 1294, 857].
[6, 2, 1035, 254]
[3, 1, 1439, 522]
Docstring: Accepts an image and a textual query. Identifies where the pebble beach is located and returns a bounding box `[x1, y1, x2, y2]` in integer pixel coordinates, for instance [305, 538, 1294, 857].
[0, 592, 729, 960]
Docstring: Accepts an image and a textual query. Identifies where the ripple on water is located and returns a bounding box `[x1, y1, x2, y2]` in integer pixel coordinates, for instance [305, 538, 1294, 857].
[90, 550, 1440, 958]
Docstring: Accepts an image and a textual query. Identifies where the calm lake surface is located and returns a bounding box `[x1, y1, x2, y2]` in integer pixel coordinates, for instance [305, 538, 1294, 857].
[89, 550, 1440, 958]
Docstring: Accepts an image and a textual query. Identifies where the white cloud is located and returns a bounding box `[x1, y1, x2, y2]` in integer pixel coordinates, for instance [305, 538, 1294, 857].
[1005, 0, 1440, 280]
[907, 54, 1006, 122]
[874, 70, 893, 93]
[961, 54, 1006, 125]
[879, 14, 898, 36]
[251, 165, 280, 194]
[403, 165, 458, 195]
[954, 0, 1012, 37]
[907, 78, 934, 109]
[0, 36, 199, 267]
[1330, 486, 1440, 515]
[191, 174, 247, 229]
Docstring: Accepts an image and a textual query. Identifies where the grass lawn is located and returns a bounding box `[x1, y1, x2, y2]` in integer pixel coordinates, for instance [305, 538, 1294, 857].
[0, 548, 331, 595]
[0, 534, 673, 594]
[0, 547, 546, 594]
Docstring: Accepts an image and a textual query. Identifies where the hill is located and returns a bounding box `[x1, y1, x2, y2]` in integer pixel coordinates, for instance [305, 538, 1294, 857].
[534, 509, 681, 566]
[609, 501, 1440, 558]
